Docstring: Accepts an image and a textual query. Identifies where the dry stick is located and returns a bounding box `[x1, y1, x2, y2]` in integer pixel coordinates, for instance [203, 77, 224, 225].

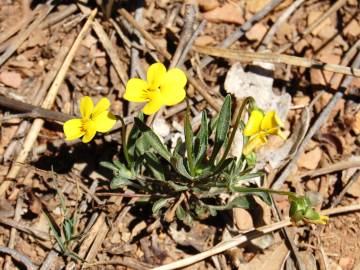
[118, 8, 221, 112]
[130, 1, 145, 79]
[0, 9, 97, 197]
[4, 196, 23, 270]
[0, 95, 72, 123]
[278, 0, 347, 53]
[78, 5, 128, 87]
[193, 46, 360, 78]
[300, 157, 360, 178]
[152, 204, 360, 270]
[331, 169, 360, 207]
[259, 0, 305, 51]
[40, 4, 78, 29]
[0, 217, 49, 241]
[176, 20, 206, 68]
[83, 257, 154, 269]
[199, 0, 283, 68]
[170, 4, 197, 68]
[0, 246, 37, 270]
[271, 50, 360, 190]
[0, 3, 54, 66]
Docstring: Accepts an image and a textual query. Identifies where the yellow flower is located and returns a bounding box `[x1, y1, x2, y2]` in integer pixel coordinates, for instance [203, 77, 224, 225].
[63, 96, 116, 143]
[124, 63, 187, 115]
[243, 109, 286, 155]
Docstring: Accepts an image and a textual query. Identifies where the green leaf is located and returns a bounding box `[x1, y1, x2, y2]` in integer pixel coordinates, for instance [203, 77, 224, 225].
[175, 204, 187, 221]
[144, 153, 166, 181]
[185, 105, 195, 176]
[127, 113, 144, 158]
[210, 95, 231, 161]
[134, 118, 171, 162]
[152, 198, 172, 215]
[110, 176, 133, 189]
[194, 111, 208, 166]
[99, 161, 118, 171]
[171, 153, 193, 180]
[64, 219, 74, 242]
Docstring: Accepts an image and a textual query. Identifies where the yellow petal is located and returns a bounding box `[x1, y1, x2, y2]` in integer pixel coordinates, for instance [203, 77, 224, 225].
[93, 111, 116, 132]
[142, 92, 164, 115]
[261, 111, 284, 131]
[63, 119, 84, 141]
[147, 63, 167, 90]
[243, 110, 264, 136]
[243, 134, 267, 155]
[92, 98, 111, 118]
[267, 127, 287, 140]
[80, 96, 93, 120]
[82, 120, 97, 143]
[124, 78, 149, 102]
[159, 68, 187, 105]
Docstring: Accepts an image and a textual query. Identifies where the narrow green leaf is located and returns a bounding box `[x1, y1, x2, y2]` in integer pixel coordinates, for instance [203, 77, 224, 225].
[144, 153, 166, 181]
[195, 111, 208, 166]
[175, 204, 187, 221]
[171, 153, 193, 180]
[152, 198, 172, 215]
[134, 118, 171, 162]
[185, 104, 195, 176]
[210, 95, 231, 161]
[110, 176, 133, 189]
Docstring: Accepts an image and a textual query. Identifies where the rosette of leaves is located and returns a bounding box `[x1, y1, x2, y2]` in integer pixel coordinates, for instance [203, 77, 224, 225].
[101, 96, 328, 226]
[101, 95, 274, 225]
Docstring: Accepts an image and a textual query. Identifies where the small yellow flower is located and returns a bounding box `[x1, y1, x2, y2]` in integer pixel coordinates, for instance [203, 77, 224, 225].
[243, 109, 286, 155]
[63, 96, 116, 143]
[124, 63, 187, 115]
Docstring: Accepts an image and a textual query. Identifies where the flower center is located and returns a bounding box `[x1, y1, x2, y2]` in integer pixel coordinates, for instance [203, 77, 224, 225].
[81, 119, 91, 133]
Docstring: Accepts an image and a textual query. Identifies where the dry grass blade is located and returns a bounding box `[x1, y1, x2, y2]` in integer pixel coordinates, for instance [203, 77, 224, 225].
[193, 46, 360, 78]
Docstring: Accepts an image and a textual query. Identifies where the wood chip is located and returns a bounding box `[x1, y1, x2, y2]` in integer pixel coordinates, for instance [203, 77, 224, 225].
[0, 70, 22, 88]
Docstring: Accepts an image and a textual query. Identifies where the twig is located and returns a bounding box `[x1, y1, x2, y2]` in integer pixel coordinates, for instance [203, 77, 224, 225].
[119, 8, 172, 60]
[130, 1, 145, 79]
[259, 0, 305, 51]
[40, 4, 78, 29]
[170, 4, 197, 68]
[0, 9, 98, 197]
[176, 20, 206, 68]
[199, 0, 283, 68]
[0, 246, 37, 270]
[271, 50, 360, 190]
[0, 95, 72, 123]
[278, 0, 347, 53]
[152, 204, 360, 270]
[331, 169, 360, 207]
[300, 157, 360, 178]
[0, 3, 53, 66]
[4, 196, 23, 270]
[193, 45, 360, 78]
[0, 218, 49, 241]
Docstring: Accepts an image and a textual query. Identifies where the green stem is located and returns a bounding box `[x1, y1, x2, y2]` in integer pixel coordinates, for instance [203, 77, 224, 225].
[232, 186, 296, 198]
[117, 116, 132, 167]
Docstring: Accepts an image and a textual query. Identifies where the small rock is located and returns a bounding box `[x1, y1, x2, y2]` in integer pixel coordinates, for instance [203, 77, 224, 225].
[298, 146, 322, 170]
[194, 35, 216, 46]
[339, 257, 355, 270]
[294, 39, 309, 53]
[197, 0, 219, 11]
[246, 0, 271, 13]
[246, 23, 268, 41]
[95, 57, 107, 67]
[0, 71, 22, 88]
[234, 208, 254, 231]
[203, 2, 244, 25]
[344, 19, 360, 37]
[350, 111, 360, 135]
